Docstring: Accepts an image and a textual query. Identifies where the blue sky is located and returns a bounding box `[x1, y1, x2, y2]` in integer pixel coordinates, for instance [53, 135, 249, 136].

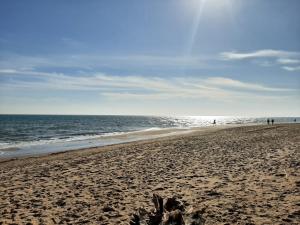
[0, 0, 299, 116]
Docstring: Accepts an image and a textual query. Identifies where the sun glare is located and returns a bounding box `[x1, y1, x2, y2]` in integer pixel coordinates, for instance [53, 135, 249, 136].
[184, 0, 237, 57]
[189, 0, 235, 16]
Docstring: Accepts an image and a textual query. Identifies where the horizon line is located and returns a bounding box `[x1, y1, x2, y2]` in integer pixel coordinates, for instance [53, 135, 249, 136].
[0, 113, 299, 118]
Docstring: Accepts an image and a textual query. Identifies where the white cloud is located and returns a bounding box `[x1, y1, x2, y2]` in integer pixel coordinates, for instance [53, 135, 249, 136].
[220, 49, 298, 60]
[282, 66, 300, 71]
[204, 77, 292, 91]
[0, 69, 295, 101]
[277, 58, 300, 65]
[220, 49, 300, 72]
[0, 69, 18, 73]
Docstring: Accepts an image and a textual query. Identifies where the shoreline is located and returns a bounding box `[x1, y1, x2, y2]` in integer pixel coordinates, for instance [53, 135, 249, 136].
[1, 124, 299, 224]
[0, 124, 241, 162]
[1, 115, 298, 160]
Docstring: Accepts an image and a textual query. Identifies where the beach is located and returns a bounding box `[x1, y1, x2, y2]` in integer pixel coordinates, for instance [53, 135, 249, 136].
[0, 124, 299, 224]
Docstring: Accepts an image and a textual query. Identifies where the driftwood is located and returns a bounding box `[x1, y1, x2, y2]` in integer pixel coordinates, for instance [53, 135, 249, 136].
[129, 194, 205, 225]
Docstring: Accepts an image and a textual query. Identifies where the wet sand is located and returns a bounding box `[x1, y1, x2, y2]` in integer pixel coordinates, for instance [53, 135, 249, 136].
[0, 124, 299, 224]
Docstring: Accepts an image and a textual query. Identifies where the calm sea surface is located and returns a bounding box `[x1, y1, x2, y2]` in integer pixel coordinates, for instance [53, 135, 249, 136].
[0, 115, 298, 158]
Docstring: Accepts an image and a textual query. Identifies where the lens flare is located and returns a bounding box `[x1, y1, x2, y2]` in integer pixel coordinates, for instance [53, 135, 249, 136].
[184, 0, 236, 57]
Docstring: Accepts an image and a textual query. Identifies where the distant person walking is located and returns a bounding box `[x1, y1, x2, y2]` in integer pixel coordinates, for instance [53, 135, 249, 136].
[271, 119, 274, 125]
[213, 119, 216, 125]
[267, 118, 270, 125]
[294, 118, 297, 123]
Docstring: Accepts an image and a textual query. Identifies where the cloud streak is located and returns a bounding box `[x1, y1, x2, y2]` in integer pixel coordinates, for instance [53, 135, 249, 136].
[277, 58, 300, 65]
[281, 66, 300, 72]
[220, 49, 300, 72]
[0, 69, 296, 101]
[204, 77, 292, 92]
[220, 49, 298, 60]
[0, 53, 209, 72]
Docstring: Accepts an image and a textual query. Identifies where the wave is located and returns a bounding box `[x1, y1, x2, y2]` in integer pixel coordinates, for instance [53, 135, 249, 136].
[0, 126, 184, 151]
[1, 116, 298, 159]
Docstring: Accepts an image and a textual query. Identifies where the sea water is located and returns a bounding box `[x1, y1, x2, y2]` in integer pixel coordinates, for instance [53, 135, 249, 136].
[0, 115, 298, 158]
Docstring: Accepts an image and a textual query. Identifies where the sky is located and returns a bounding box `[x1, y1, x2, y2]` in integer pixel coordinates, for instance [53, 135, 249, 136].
[0, 0, 299, 116]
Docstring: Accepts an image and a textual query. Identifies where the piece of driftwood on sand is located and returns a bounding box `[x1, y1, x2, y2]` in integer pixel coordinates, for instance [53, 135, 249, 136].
[129, 194, 206, 225]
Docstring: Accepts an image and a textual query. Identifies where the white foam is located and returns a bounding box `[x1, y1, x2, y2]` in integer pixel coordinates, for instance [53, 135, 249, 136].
[0, 127, 172, 150]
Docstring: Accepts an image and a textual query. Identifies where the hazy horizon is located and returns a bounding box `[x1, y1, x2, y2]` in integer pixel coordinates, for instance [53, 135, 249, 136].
[0, 0, 299, 116]
[0, 114, 299, 118]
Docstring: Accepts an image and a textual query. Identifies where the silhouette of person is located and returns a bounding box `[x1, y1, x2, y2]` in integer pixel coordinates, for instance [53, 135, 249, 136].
[267, 118, 270, 125]
[294, 118, 297, 123]
[213, 119, 216, 125]
[271, 119, 274, 125]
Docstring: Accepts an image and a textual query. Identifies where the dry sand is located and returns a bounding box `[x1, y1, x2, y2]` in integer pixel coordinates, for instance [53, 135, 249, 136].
[0, 124, 299, 225]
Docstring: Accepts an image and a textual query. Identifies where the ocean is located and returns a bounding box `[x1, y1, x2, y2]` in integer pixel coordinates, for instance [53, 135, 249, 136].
[0, 115, 298, 158]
